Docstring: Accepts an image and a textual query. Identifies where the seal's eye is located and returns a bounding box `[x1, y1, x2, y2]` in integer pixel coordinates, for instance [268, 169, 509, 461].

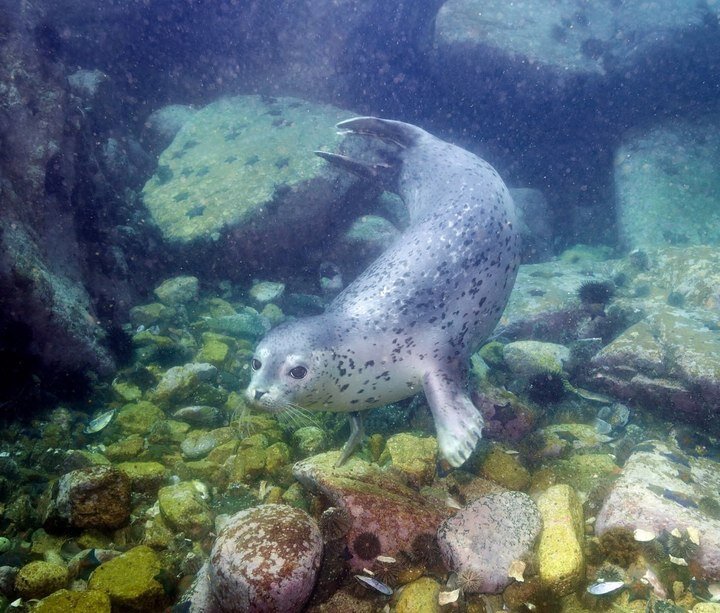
[251, 358, 262, 371]
[289, 365, 308, 379]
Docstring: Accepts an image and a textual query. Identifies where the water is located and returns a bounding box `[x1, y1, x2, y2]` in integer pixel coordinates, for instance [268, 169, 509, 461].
[0, 1, 719, 611]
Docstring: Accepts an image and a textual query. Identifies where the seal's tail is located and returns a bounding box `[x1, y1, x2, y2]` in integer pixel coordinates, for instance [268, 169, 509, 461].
[335, 116, 425, 148]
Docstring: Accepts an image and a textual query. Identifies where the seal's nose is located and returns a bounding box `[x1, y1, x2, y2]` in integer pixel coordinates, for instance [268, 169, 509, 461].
[254, 390, 267, 401]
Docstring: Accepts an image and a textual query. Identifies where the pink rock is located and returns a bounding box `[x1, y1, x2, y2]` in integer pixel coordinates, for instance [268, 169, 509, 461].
[437, 491, 541, 593]
[596, 441, 720, 579]
[209, 504, 323, 612]
[293, 451, 450, 571]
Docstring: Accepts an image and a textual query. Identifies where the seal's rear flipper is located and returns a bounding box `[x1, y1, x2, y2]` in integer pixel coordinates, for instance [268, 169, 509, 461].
[336, 117, 425, 148]
[335, 411, 365, 467]
[315, 151, 392, 180]
[423, 370, 484, 467]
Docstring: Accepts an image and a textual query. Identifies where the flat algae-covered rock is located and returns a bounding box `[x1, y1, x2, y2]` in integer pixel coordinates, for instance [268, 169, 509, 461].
[142, 96, 375, 273]
[596, 440, 720, 579]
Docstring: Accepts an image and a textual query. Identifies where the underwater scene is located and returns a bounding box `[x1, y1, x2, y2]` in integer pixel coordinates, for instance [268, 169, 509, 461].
[1, 1, 720, 611]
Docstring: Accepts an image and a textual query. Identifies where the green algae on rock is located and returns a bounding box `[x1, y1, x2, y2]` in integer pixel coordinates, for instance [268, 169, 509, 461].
[34, 588, 111, 613]
[141, 96, 374, 273]
[158, 480, 214, 539]
[15, 560, 69, 600]
[88, 545, 167, 612]
[536, 484, 585, 595]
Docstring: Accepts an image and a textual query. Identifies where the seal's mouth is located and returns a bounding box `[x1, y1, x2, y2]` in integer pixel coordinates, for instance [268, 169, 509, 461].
[244, 386, 283, 414]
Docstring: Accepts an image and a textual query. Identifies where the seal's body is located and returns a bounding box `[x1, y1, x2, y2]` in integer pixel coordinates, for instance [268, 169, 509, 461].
[246, 118, 520, 467]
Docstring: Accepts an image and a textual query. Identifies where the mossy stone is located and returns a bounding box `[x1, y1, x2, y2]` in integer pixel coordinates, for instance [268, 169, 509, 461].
[157, 481, 213, 539]
[111, 380, 142, 403]
[550, 453, 619, 494]
[88, 545, 166, 611]
[281, 482, 310, 511]
[395, 576, 442, 613]
[292, 426, 327, 457]
[481, 446, 531, 491]
[536, 484, 585, 595]
[265, 442, 292, 476]
[195, 338, 230, 367]
[179, 459, 228, 488]
[115, 401, 165, 436]
[153, 275, 199, 307]
[34, 589, 111, 613]
[116, 461, 166, 494]
[238, 432, 270, 449]
[230, 447, 267, 482]
[15, 560, 69, 599]
[128, 302, 175, 328]
[503, 340, 569, 377]
[105, 435, 145, 462]
[141, 95, 351, 243]
[380, 433, 438, 487]
[207, 440, 240, 464]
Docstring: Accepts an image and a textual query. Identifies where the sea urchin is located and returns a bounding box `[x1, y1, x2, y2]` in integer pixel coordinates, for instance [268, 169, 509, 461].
[578, 280, 615, 306]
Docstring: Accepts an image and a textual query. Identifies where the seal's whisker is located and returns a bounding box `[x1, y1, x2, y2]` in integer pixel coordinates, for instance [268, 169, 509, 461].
[277, 403, 320, 430]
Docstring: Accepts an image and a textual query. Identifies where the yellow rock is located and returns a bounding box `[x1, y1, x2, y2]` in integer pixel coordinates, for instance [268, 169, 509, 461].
[380, 433, 437, 487]
[15, 560, 69, 600]
[34, 589, 111, 613]
[481, 446, 531, 491]
[394, 576, 441, 613]
[88, 545, 166, 611]
[693, 605, 720, 613]
[536, 484, 585, 595]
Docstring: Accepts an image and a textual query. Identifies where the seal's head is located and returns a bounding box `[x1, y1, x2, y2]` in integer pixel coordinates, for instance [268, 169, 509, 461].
[246, 316, 338, 414]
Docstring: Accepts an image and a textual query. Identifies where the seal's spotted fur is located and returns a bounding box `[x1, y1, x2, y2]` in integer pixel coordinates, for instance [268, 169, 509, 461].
[247, 117, 520, 467]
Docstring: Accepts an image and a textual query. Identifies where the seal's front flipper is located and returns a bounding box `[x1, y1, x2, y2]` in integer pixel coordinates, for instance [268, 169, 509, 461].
[315, 151, 391, 180]
[335, 411, 365, 467]
[423, 370, 484, 467]
[335, 117, 425, 148]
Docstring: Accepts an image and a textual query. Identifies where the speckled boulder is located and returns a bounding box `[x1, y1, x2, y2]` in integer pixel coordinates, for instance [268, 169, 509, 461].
[294, 451, 449, 571]
[437, 491, 542, 593]
[14, 560, 68, 600]
[88, 545, 166, 611]
[141, 96, 376, 275]
[596, 440, 720, 579]
[49, 465, 131, 530]
[208, 504, 323, 612]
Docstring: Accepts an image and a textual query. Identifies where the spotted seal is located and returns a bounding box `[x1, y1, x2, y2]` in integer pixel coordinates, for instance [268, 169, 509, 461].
[246, 117, 520, 467]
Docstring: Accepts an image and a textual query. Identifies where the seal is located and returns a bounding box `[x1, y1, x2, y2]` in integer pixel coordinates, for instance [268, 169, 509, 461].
[246, 117, 520, 467]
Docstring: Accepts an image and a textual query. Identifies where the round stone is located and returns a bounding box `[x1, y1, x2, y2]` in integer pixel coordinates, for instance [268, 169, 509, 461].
[209, 504, 323, 612]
